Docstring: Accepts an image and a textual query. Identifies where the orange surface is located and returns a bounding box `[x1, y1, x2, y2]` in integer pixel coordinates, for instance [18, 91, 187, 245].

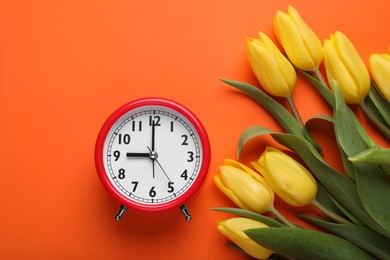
[1, 0, 390, 259]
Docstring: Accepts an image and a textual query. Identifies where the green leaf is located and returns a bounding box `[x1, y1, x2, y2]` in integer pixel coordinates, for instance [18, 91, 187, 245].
[333, 83, 373, 155]
[299, 70, 335, 108]
[245, 227, 374, 260]
[349, 148, 390, 165]
[220, 78, 321, 152]
[367, 84, 390, 127]
[315, 183, 348, 221]
[355, 164, 390, 238]
[334, 83, 390, 237]
[237, 126, 273, 158]
[211, 207, 285, 227]
[298, 215, 390, 259]
[237, 126, 387, 235]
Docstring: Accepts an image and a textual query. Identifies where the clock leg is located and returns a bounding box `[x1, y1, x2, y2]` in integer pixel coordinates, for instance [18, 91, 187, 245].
[179, 204, 192, 221]
[115, 205, 128, 221]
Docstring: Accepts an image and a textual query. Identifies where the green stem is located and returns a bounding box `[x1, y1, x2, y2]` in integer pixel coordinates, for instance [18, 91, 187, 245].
[312, 68, 328, 87]
[359, 101, 390, 139]
[312, 199, 353, 225]
[269, 206, 296, 228]
[286, 95, 304, 127]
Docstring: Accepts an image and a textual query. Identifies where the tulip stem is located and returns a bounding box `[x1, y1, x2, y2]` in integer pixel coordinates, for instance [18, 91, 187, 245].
[312, 68, 328, 87]
[312, 199, 353, 225]
[286, 95, 304, 126]
[359, 101, 390, 139]
[269, 206, 296, 228]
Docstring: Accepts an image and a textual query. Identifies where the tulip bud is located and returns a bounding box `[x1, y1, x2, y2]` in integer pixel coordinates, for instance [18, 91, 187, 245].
[213, 159, 274, 214]
[252, 147, 317, 207]
[247, 32, 297, 97]
[369, 52, 390, 102]
[323, 31, 370, 104]
[274, 5, 324, 71]
[217, 218, 273, 259]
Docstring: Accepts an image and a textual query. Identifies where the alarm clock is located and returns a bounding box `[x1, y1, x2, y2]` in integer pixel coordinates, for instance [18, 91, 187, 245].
[95, 98, 211, 221]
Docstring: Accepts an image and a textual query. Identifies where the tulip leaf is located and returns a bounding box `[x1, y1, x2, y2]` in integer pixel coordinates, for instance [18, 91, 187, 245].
[237, 126, 384, 233]
[367, 84, 390, 127]
[298, 70, 335, 108]
[297, 215, 390, 259]
[305, 114, 334, 125]
[333, 83, 372, 155]
[334, 83, 390, 237]
[237, 126, 273, 158]
[349, 148, 390, 165]
[245, 227, 374, 260]
[211, 207, 285, 227]
[220, 78, 321, 152]
[315, 183, 348, 221]
[355, 164, 390, 238]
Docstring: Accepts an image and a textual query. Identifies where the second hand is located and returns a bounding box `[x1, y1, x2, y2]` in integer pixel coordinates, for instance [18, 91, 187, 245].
[147, 146, 172, 183]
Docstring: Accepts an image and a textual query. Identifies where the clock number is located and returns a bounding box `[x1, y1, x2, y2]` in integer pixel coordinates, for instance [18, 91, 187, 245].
[118, 168, 125, 179]
[131, 181, 138, 192]
[168, 182, 174, 193]
[131, 120, 142, 131]
[118, 133, 130, 145]
[149, 186, 156, 197]
[113, 150, 120, 161]
[187, 151, 194, 162]
[170, 121, 174, 132]
[149, 115, 161, 126]
[181, 135, 188, 145]
[180, 169, 188, 180]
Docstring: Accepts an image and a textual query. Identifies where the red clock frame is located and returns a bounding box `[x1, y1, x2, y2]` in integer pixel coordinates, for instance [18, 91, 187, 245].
[95, 97, 211, 213]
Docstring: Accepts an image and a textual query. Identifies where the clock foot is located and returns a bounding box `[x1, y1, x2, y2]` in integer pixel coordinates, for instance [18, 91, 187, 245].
[179, 204, 192, 221]
[115, 205, 128, 221]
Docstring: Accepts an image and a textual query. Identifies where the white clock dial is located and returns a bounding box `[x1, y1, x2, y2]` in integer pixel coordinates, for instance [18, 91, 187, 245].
[102, 105, 202, 205]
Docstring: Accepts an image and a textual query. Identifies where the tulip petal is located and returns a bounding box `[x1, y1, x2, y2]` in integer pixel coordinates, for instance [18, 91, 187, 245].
[333, 31, 370, 99]
[247, 38, 294, 97]
[218, 218, 273, 259]
[369, 53, 390, 102]
[213, 175, 249, 211]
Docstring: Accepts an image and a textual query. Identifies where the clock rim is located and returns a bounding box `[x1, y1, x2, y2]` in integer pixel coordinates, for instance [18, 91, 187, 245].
[95, 97, 211, 213]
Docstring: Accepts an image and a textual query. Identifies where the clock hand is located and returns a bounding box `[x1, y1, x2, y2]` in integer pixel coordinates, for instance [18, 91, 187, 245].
[147, 146, 171, 182]
[151, 119, 155, 151]
[126, 152, 150, 157]
[151, 121, 156, 178]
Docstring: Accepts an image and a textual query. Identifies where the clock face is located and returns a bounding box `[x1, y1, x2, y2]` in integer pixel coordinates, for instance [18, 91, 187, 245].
[95, 99, 210, 212]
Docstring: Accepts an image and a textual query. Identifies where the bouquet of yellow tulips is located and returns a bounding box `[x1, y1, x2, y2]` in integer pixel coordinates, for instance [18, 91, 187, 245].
[213, 5, 390, 260]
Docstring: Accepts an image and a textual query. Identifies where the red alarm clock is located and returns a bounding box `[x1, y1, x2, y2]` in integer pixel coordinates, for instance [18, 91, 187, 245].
[95, 98, 211, 221]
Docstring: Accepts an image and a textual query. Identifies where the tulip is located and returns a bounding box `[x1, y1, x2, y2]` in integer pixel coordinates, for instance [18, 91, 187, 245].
[247, 32, 297, 97]
[217, 218, 273, 259]
[252, 147, 317, 207]
[274, 5, 324, 71]
[323, 31, 370, 104]
[369, 52, 390, 102]
[213, 159, 274, 214]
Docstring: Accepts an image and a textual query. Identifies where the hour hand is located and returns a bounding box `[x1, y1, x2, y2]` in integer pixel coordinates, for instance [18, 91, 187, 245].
[126, 152, 150, 158]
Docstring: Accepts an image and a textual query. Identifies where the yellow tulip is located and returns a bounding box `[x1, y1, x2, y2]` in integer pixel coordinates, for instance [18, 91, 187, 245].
[217, 218, 273, 259]
[274, 5, 324, 71]
[252, 147, 317, 207]
[213, 159, 274, 214]
[369, 52, 390, 102]
[247, 32, 297, 97]
[323, 31, 370, 104]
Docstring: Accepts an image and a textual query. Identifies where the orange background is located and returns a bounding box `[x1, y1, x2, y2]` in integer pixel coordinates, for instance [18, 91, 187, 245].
[1, 0, 389, 259]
